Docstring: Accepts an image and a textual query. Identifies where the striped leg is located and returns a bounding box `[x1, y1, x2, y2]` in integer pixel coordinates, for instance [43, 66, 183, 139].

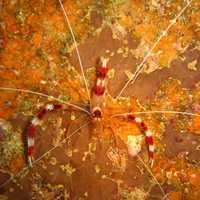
[92, 57, 109, 97]
[91, 57, 109, 121]
[26, 103, 63, 167]
[127, 114, 154, 167]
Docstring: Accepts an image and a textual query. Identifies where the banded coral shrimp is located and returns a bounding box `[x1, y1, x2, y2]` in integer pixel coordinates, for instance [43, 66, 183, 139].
[1, 0, 200, 199]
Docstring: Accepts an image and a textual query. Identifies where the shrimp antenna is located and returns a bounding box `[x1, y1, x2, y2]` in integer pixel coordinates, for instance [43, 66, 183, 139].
[111, 110, 200, 118]
[0, 87, 90, 114]
[116, 0, 193, 99]
[58, 0, 91, 103]
[0, 121, 89, 188]
[137, 155, 165, 197]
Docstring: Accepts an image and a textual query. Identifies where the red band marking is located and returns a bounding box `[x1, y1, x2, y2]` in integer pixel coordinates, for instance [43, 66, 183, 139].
[128, 114, 136, 121]
[140, 122, 148, 131]
[28, 146, 33, 156]
[37, 108, 47, 119]
[37, 104, 63, 120]
[126, 113, 154, 165]
[27, 103, 64, 164]
[27, 125, 36, 137]
[97, 66, 108, 79]
[148, 151, 154, 158]
[54, 104, 63, 110]
[93, 85, 105, 96]
[146, 136, 153, 145]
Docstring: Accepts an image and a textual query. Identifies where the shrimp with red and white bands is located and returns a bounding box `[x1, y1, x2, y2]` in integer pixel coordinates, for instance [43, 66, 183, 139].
[26, 57, 154, 168]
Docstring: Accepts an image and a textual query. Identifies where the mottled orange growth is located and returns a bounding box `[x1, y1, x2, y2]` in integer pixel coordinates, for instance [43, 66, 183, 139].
[101, 126, 113, 141]
[169, 21, 194, 43]
[152, 153, 200, 196]
[188, 116, 200, 134]
[27, 14, 40, 28]
[103, 96, 142, 142]
[188, 1, 200, 39]
[0, 93, 17, 119]
[1, 40, 22, 68]
[105, 98, 129, 116]
[130, 97, 140, 112]
[152, 156, 172, 182]
[193, 84, 200, 101]
[62, 0, 91, 27]
[23, 68, 44, 85]
[119, 15, 133, 29]
[129, 0, 196, 69]
[132, 0, 144, 8]
[113, 119, 141, 142]
[155, 35, 178, 66]
[66, 79, 88, 102]
[47, 12, 66, 34]
[31, 33, 42, 48]
[165, 81, 184, 105]
[146, 117, 163, 137]
[75, 23, 91, 40]
[152, 79, 190, 124]
[0, 70, 17, 81]
[3, 13, 18, 33]
[187, 84, 200, 134]
[135, 23, 159, 43]
[188, 171, 200, 187]
[1, 38, 35, 72]
[169, 192, 182, 200]
[63, 0, 79, 24]
[9, 155, 25, 174]
[184, 184, 200, 200]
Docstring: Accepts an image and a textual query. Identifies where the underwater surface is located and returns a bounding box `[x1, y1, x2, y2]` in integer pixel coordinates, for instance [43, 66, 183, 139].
[0, 0, 200, 199]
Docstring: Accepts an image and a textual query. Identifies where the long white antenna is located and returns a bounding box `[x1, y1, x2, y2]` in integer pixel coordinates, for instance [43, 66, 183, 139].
[32, 121, 89, 164]
[0, 121, 89, 188]
[58, 0, 91, 103]
[137, 155, 165, 197]
[112, 110, 200, 118]
[0, 87, 90, 114]
[116, 0, 193, 99]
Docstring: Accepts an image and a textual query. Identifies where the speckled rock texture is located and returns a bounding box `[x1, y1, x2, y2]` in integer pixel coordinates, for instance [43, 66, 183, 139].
[0, 1, 200, 200]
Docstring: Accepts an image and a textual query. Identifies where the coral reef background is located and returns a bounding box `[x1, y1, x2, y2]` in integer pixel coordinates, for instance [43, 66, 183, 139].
[0, 0, 200, 199]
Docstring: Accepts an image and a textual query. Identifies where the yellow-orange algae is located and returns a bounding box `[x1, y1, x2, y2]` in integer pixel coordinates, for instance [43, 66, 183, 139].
[9, 154, 25, 174]
[169, 192, 182, 200]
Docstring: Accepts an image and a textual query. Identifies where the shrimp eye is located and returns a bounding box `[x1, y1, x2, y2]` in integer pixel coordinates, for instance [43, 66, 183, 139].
[92, 107, 102, 120]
